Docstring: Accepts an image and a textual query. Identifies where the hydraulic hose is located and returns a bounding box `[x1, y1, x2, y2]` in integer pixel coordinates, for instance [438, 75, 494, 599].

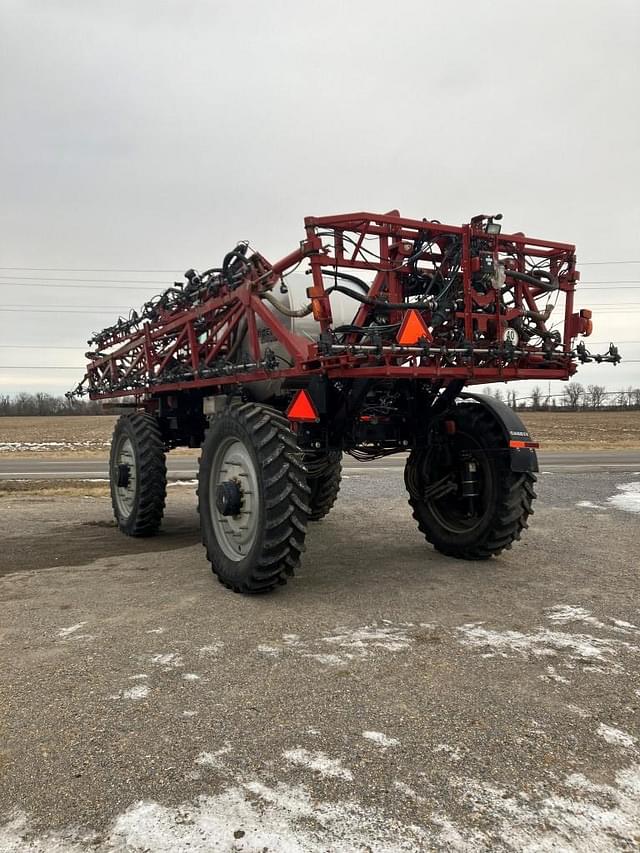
[507, 269, 558, 292]
[260, 291, 313, 318]
[320, 270, 370, 293]
[325, 284, 435, 311]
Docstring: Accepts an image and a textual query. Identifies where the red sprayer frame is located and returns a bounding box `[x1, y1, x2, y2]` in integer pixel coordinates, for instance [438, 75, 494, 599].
[76, 211, 595, 401]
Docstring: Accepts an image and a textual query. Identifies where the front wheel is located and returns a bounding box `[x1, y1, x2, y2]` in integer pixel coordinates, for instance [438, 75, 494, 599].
[198, 402, 311, 593]
[109, 413, 167, 537]
[405, 404, 536, 559]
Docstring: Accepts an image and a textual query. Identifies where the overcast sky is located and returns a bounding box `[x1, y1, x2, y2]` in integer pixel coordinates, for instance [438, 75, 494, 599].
[1, 0, 639, 401]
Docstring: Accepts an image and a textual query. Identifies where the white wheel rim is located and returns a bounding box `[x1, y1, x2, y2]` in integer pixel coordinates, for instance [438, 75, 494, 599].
[209, 437, 260, 561]
[113, 435, 137, 517]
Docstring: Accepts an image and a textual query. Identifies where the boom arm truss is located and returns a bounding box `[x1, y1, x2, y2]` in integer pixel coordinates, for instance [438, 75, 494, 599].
[70, 210, 619, 400]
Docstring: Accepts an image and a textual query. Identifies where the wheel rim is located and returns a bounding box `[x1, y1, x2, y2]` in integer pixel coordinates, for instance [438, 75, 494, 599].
[421, 431, 493, 534]
[113, 435, 137, 518]
[209, 437, 260, 561]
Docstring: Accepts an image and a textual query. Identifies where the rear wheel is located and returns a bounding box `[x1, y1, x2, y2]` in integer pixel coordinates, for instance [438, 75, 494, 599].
[109, 413, 167, 536]
[198, 402, 311, 593]
[405, 404, 536, 559]
[306, 451, 342, 521]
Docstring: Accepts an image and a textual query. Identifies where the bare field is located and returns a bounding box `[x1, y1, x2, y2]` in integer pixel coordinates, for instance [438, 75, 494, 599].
[1, 409, 640, 456]
[522, 409, 640, 450]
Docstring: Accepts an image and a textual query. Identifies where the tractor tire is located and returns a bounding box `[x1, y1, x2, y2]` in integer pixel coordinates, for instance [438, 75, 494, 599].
[405, 404, 536, 560]
[198, 402, 311, 594]
[109, 413, 167, 537]
[307, 451, 342, 521]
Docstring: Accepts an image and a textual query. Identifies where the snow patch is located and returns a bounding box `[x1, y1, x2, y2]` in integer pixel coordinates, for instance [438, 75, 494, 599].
[393, 780, 426, 803]
[0, 440, 109, 453]
[547, 605, 606, 629]
[148, 652, 183, 667]
[303, 653, 345, 666]
[566, 703, 591, 718]
[198, 642, 223, 655]
[255, 623, 414, 667]
[283, 748, 353, 781]
[456, 621, 634, 675]
[597, 724, 637, 749]
[110, 684, 150, 701]
[542, 664, 570, 684]
[322, 624, 413, 654]
[362, 731, 400, 748]
[122, 684, 149, 700]
[451, 763, 640, 851]
[257, 644, 281, 657]
[196, 745, 231, 771]
[3, 763, 640, 851]
[182, 673, 201, 682]
[576, 500, 604, 509]
[607, 481, 640, 513]
[57, 622, 87, 638]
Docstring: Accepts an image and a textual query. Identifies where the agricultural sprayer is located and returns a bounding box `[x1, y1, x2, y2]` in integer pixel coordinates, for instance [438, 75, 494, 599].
[71, 210, 619, 593]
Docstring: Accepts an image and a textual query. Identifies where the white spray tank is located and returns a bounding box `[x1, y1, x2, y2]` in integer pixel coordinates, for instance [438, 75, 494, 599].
[249, 272, 366, 401]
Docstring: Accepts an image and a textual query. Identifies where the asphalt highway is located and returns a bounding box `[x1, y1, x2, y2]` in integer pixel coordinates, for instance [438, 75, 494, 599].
[1, 450, 639, 479]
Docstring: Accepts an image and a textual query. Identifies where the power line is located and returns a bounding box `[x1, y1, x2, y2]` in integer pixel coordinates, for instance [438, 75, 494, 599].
[0, 365, 81, 370]
[0, 345, 87, 350]
[0, 275, 171, 284]
[2, 272, 640, 285]
[0, 281, 164, 291]
[1, 260, 640, 273]
[0, 267, 182, 274]
[0, 308, 118, 315]
[3, 280, 633, 293]
[3, 299, 640, 311]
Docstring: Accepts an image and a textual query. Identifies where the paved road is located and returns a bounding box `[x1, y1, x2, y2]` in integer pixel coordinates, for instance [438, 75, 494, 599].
[1, 450, 639, 479]
[1, 468, 639, 851]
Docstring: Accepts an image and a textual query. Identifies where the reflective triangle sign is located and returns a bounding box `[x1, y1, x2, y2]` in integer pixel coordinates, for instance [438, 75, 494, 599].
[286, 389, 319, 422]
[396, 309, 432, 346]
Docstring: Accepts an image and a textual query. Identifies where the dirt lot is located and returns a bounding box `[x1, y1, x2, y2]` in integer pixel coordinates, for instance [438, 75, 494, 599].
[1, 469, 640, 850]
[2, 410, 640, 457]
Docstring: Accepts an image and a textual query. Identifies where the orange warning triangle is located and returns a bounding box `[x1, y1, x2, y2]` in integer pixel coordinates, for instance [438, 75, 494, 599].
[397, 309, 432, 346]
[287, 389, 319, 422]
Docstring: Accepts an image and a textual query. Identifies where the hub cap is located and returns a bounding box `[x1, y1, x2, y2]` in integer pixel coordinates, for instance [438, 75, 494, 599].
[209, 438, 260, 561]
[421, 431, 492, 534]
[113, 435, 137, 518]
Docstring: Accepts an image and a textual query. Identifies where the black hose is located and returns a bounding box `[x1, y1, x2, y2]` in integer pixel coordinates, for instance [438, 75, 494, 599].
[507, 269, 558, 292]
[326, 283, 434, 311]
[320, 270, 370, 293]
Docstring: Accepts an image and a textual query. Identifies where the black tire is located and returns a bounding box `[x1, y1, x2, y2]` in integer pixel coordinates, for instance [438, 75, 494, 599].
[307, 451, 342, 521]
[405, 404, 536, 559]
[198, 402, 311, 594]
[109, 413, 167, 537]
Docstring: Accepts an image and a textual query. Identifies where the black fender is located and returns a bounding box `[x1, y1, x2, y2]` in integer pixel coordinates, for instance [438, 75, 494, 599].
[459, 392, 539, 473]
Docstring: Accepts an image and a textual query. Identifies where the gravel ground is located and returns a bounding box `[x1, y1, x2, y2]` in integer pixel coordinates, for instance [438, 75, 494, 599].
[1, 470, 640, 851]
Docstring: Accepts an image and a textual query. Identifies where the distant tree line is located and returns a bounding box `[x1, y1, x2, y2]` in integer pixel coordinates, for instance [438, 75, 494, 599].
[0, 392, 105, 416]
[490, 384, 640, 411]
[1, 387, 639, 416]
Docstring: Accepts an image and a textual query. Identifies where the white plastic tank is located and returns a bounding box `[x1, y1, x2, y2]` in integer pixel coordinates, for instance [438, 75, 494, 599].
[263, 273, 365, 339]
[248, 272, 366, 401]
